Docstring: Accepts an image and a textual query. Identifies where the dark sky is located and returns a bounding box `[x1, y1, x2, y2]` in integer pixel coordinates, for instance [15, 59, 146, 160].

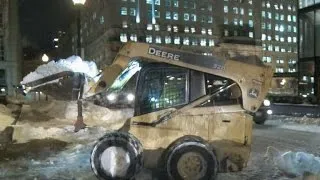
[19, 0, 75, 51]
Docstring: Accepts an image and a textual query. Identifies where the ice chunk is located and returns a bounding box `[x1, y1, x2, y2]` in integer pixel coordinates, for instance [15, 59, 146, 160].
[265, 146, 320, 177]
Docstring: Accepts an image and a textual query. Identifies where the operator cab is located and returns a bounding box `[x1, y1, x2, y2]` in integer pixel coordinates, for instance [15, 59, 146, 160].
[99, 60, 241, 115]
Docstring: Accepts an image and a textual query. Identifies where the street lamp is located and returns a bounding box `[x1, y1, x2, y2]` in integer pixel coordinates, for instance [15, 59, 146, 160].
[72, 0, 86, 58]
[42, 54, 49, 62]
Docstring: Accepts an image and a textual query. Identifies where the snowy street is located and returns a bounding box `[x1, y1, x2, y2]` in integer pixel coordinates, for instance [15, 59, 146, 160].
[1, 101, 320, 180]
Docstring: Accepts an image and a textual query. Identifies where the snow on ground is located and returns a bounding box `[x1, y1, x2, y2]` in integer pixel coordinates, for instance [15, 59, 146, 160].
[21, 56, 99, 84]
[266, 115, 320, 133]
[0, 104, 14, 131]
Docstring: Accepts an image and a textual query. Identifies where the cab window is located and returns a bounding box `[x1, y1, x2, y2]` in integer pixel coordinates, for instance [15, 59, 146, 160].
[138, 67, 188, 115]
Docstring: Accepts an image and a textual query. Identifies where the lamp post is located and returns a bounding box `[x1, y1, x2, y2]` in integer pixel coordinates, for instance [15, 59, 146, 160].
[72, 0, 86, 132]
[72, 0, 86, 58]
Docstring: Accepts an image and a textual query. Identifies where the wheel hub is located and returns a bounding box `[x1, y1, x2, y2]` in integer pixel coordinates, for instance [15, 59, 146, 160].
[100, 146, 131, 178]
[177, 152, 207, 179]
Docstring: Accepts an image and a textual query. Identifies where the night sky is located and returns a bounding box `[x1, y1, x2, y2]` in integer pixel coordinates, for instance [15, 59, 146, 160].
[19, 0, 75, 51]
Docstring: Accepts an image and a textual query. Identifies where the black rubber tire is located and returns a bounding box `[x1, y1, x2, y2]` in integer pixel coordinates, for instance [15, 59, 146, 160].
[253, 110, 267, 124]
[165, 136, 218, 180]
[90, 131, 143, 180]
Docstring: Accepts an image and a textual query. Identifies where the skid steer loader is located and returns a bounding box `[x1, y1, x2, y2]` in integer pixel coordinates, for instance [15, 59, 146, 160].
[20, 42, 273, 179]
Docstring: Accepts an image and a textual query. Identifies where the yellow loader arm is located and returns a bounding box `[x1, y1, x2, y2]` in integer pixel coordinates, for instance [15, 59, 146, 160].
[90, 42, 273, 112]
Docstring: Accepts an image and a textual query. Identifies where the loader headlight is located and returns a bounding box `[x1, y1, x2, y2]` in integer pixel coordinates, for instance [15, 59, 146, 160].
[107, 94, 117, 101]
[127, 93, 135, 102]
[263, 99, 271, 106]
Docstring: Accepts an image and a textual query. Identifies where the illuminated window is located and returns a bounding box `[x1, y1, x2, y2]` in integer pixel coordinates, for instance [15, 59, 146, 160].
[249, 0, 252, 4]
[288, 37, 292, 42]
[208, 5, 212, 11]
[261, 34, 266, 40]
[289, 68, 296, 73]
[293, 15, 296, 22]
[293, 37, 297, 43]
[155, 24, 160, 31]
[268, 44, 273, 51]
[279, 25, 284, 32]
[155, 0, 160, 5]
[276, 59, 284, 64]
[266, 1, 270, 8]
[208, 29, 212, 35]
[191, 14, 197, 21]
[166, 12, 171, 19]
[200, 39, 206, 46]
[146, 35, 152, 43]
[173, 0, 178, 7]
[173, 12, 178, 20]
[249, 20, 253, 27]
[288, 25, 292, 32]
[120, 33, 127, 42]
[167, 25, 172, 32]
[239, 19, 243, 26]
[267, 35, 271, 41]
[268, 12, 272, 19]
[287, 15, 291, 22]
[248, 9, 253, 16]
[122, 21, 128, 28]
[293, 26, 297, 33]
[275, 24, 279, 31]
[224, 30, 229, 36]
[184, 27, 189, 33]
[275, 13, 279, 20]
[184, 13, 189, 21]
[165, 36, 171, 44]
[173, 26, 178, 32]
[262, 11, 265, 18]
[262, 23, 266, 29]
[191, 27, 196, 33]
[155, 36, 161, 44]
[275, 35, 279, 41]
[275, 46, 280, 52]
[147, 24, 153, 30]
[183, 37, 189, 45]
[224, 6, 228, 13]
[130, 34, 137, 42]
[130, 8, 136, 16]
[224, 17, 228, 24]
[288, 5, 292, 11]
[208, 17, 213, 23]
[240, 8, 244, 15]
[174, 36, 180, 44]
[233, 7, 238, 14]
[100, 16, 104, 24]
[201, 28, 206, 34]
[209, 39, 215, 46]
[281, 48, 286, 52]
[280, 4, 283, 10]
[262, 56, 272, 63]
[280, 14, 284, 21]
[121, 7, 127, 15]
[275, 68, 284, 73]
[234, 18, 238, 25]
[280, 37, 284, 42]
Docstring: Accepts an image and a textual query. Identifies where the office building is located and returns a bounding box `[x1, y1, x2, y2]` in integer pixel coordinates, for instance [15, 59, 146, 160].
[0, 0, 22, 96]
[65, 0, 298, 95]
[298, 0, 320, 99]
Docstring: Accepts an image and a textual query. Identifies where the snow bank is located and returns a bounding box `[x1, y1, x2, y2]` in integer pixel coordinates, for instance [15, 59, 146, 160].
[21, 56, 99, 84]
[0, 104, 14, 131]
[265, 147, 320, 177]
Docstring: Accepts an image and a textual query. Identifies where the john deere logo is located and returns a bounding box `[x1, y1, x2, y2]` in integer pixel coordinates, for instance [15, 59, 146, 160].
[248, 88, 259, 98]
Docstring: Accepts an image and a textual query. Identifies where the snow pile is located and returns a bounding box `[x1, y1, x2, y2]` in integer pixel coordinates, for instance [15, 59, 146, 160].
[269, 115, 320, 126]
[21, 56, 99, 84]
[265, 146, 320, 178]
[0, 104, 14, 131]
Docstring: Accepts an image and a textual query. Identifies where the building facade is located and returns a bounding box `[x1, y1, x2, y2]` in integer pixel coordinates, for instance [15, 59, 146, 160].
[298, 0, 320, 100]
[65, 0, 298, 95]
[0, 0, 21, 96]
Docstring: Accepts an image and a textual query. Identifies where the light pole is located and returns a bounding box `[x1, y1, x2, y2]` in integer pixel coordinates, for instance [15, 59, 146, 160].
[72, 0, 86, 57]
[72, 0, 86, 132]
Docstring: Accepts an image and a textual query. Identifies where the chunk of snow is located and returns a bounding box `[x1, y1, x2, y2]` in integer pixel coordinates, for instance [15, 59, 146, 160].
[265, 146, 320, 177]
[21, 56, 99, 84]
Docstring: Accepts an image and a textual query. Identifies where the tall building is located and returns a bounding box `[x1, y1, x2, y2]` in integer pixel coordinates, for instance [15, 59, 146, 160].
[298, 0, 320, 100]
[0, 0, 22, 96]
[65, 0, 298, 95]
